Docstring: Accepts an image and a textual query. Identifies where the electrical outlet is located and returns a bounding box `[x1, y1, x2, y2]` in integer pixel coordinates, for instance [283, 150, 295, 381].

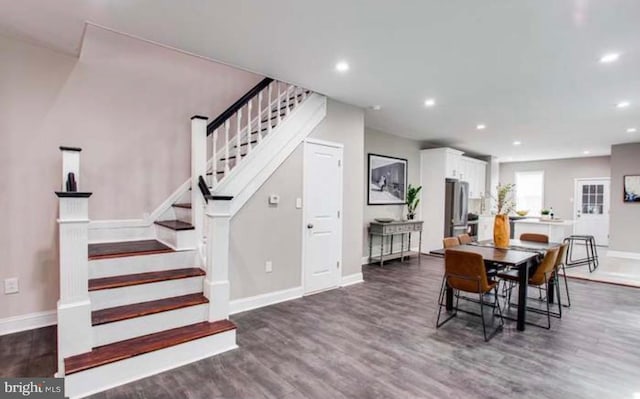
[265, 261, 273, 273]
[4, 278, 19, 294]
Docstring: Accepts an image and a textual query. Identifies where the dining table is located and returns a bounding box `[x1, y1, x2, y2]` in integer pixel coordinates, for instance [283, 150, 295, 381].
[430, 239, 562, 331]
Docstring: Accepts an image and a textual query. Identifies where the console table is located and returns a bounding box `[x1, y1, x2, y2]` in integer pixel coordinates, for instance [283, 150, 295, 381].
[368, 220, 423, 266]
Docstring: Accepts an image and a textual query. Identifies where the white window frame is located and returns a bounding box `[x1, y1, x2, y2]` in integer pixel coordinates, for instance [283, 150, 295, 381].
[515, 171, 545, 216]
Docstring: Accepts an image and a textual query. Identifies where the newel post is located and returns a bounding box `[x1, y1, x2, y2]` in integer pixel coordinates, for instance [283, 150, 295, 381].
[55, 146, 93, 376]
[191, 116, 208, 253]
[203, 196, 233, 321]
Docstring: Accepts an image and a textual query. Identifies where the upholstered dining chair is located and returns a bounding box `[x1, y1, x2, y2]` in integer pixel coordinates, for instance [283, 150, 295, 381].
[443, 237, 460, 248]
[436, 249, 504, 341]
[498, 246, 561, 329]
[519, 233, 549, 243]
[457, 233, 473, 245]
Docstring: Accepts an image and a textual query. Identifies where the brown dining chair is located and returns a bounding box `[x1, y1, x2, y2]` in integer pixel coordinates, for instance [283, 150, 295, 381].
[519, 233, 549, 243]
[436, 249, 504, 341]
[457, 233, 473, 245]
[498, 246, 561, 329]
[554, 243, 571, 307]
[443, 237, 460, 248]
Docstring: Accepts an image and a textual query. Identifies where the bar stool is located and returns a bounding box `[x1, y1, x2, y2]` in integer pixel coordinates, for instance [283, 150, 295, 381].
[564, 235, 599, 272]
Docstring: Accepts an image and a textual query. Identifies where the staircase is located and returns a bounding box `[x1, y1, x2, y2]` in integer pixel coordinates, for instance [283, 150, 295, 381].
[55, 78, 326, 398]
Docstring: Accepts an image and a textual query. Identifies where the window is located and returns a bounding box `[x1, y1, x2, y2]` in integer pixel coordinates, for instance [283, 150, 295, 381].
[515, 171, 544, 216]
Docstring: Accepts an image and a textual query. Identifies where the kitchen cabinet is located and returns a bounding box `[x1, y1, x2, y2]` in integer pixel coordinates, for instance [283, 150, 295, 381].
[458, 156, 487, 199]
[444, 148, 464, 179]
[419, 147, 488, 252]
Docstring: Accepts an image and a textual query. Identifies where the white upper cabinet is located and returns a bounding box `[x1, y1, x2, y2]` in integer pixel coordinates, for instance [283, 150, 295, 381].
[444, 148, 464, 179]
[459, 156, 487, 199]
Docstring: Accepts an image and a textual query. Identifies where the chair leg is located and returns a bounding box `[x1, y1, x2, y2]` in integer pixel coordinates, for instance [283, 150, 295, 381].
[561, 263, 571, 307]
[554, 273, 562, 318]
[479, 292, 488, 341]
[436, 276, 457, 328]
[544, 276, 551, 329]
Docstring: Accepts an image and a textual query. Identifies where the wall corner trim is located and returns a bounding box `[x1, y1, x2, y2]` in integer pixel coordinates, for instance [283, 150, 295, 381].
[0, 310, 57, 336]
[229, 286, 304, 315]
[341, 272, 364, 287]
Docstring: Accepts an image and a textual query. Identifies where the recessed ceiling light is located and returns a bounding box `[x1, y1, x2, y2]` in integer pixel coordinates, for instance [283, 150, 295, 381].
[476, 124, 486, 130]
[370, 105, 382, 111]
[616, 101, 630, 108]
[335, 61, 349, 72]
[600, 52, 621, 63]
[424, 98, 436, 107]
[627, 127, 637, 133]
[583, 150, 591, 155]
[513, 141, 521, 146]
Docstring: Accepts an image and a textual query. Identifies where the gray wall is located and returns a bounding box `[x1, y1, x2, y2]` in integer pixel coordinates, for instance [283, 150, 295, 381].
[609, 143, 640, 252]
[229, 99, 364, 300]
[363, 128, 422, 256]
[499, 156, 610, 219]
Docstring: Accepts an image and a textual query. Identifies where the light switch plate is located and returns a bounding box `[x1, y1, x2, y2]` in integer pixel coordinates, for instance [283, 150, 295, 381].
[296, 198, 302, 209]
[265, 261, 273, 273]
[4, 278, 19, 294]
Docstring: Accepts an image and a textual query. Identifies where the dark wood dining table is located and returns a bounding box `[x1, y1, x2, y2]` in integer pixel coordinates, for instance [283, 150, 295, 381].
[430, 239, 562, 331]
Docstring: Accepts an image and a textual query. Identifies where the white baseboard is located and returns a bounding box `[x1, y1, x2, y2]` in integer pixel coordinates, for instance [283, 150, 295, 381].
[229, 286, 304, 315]
[0, 310, 57, 336]
[607, 250, 640, 260]
[341, 272, 364, 287]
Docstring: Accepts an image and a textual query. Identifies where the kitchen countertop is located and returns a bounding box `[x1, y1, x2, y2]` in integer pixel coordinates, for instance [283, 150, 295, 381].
[513, 218, 575, 226]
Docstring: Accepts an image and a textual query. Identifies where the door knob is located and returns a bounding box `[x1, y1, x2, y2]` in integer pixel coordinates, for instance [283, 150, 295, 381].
[307, 223, 314, 229]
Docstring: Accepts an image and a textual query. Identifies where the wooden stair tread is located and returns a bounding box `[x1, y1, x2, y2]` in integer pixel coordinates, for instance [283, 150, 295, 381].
[92, 293, 208, 326]
[89, 268, 205, 291]
[172, 203, 192, 209]
[65, 320, 236, 375]
[88, 240, 173, 260]
[154, 220, 194, 230]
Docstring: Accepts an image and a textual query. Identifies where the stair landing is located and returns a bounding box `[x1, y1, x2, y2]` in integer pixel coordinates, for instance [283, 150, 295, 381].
[89, 240, 173, 260]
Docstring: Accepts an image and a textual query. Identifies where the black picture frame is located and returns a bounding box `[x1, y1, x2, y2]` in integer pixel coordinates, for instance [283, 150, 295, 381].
[623, 175, 640, 202]
[367, 153, 408, 205]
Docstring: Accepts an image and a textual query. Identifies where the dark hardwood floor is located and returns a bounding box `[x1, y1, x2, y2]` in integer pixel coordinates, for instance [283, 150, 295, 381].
[2, 255, 640, 398]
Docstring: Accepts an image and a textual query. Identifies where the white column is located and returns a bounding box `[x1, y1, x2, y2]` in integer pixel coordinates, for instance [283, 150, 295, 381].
[55, 192, 93, 376]
[203, 197, 233, 321]
[191, 116, 208, 252]
[60, 146, 81, 190]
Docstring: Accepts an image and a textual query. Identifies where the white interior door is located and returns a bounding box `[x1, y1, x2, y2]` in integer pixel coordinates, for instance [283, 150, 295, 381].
[303, 140, 343, 294]
[574, 178, 610, 246]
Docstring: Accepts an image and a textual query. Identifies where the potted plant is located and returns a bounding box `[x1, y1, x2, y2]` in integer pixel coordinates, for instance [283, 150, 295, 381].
[494, 183, 515, 248]
[406, 184, 422, 220]
[540, 208, 551, 220]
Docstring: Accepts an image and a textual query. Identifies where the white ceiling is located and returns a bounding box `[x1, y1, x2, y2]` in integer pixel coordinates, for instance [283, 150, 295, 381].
[2, 0, 640, 162]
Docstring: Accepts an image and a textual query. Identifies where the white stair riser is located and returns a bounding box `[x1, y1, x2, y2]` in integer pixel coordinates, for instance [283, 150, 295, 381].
[93, 304, 208, 347]
[90, 277, 203, 311]
[89, 250, 199, 279]
[155, 224, 196, 251]
[63, 330, 237, 399]
[173, 207, 192, 223]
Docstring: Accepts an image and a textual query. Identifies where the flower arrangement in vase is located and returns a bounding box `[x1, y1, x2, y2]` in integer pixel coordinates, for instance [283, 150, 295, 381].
[493, 183, 515, 248]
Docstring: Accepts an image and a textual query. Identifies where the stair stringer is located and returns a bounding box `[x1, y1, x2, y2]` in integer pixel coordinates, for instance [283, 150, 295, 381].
[214, 93, 327, 216]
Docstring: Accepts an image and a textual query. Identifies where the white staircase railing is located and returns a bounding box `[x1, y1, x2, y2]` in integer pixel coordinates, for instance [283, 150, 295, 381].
[189, 78, 313, 323]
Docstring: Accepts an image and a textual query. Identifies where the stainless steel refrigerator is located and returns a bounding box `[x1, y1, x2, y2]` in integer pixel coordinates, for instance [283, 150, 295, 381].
[444, 179, 469, 238]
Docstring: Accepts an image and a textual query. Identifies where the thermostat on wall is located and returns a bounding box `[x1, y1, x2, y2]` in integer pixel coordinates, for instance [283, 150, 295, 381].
[269, 194, 280, 204]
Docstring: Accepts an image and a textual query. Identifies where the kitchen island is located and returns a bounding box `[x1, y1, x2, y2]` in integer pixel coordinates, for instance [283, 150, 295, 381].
[513, 218, 575, 243]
